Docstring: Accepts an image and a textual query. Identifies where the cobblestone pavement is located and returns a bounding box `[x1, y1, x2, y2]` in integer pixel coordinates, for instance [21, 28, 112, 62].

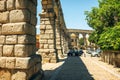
[81, 57, 120, 80]
[42, 57, 120, 80]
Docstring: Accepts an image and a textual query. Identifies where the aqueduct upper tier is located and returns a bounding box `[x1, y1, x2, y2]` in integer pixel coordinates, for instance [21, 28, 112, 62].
[68, 29, 93, 34]
[68, 29, 93, 48]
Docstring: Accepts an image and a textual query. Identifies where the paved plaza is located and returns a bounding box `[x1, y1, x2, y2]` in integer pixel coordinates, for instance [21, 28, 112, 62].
[42, 56, 120, 80]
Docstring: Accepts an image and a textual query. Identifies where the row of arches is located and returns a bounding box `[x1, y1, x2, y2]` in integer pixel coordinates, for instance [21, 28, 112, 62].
[0, 0, 94, 80]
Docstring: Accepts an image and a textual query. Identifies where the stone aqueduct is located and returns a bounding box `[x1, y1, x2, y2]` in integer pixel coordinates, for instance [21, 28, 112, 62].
[68, 29, 93, 48]
[38, 0, 93, 64]
[0, 0, 92, 80]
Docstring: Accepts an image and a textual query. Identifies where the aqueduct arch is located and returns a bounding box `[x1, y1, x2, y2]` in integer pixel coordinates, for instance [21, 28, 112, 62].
[38, 0, 94, 64]
[38, 0, 70, 63]
[0, 0, 69, 79]
[0, 0, 93, 79]
[1, 0, 120, 79]
[68, 29, 93, 49]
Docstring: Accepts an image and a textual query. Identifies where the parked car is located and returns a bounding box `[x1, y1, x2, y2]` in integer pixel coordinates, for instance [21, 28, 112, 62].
[86, 48, 93, 54]
[91, 49, 102, 57]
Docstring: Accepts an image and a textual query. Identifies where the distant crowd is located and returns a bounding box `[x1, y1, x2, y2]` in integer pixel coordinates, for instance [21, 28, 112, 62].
[67, 47, 84, 57]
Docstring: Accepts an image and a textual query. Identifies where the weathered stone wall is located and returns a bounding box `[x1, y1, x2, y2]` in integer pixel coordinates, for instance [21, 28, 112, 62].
[64, 34, 69, 54]
[61, 31, 66, 54]
[39, 0, 58, 63]
[39, 0, 69, 63]
[56, 19, 63, 58]
[0, 0, 43, 80]
[101, 51, 120, 67]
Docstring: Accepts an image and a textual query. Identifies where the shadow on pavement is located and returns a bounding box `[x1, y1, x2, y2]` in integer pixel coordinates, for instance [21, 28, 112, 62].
[42, 58, 66, 80]
[43, 57, 94, 80]
[55, 57, 94, 80]
[42, 64, 63, 80]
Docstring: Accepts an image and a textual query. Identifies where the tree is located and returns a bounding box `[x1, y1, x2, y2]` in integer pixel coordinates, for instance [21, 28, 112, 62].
[88, 31, 99, 44]
[79, 38, 84, 45]
[85, 0, 120, 32]
[85, 0, 120, 50]
[98, 25, 120, 50]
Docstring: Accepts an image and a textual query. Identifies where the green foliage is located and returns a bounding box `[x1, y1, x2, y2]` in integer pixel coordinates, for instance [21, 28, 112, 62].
[85, 0, 120, 32]
[98, 26, 120, 50]
[79, 38, 84, 45]
[88, 31, 99, 44]
[85, 0, 120, 50]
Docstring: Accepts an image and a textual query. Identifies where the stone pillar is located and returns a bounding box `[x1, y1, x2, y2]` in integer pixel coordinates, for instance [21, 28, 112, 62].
[62, 31, 67, 54]
[67, 34, 71, 49]
[64, 35, 69, 54]
[56, 20, 63, 58]
[76, 33, 79, 47]
[0, 0, 43, 80]
[82, 33, 87, 48]
[39, 0, 58, 63]
[61, 31, 64, 54]
[86, 34, 90, 46]
[66, 36, 70, 51]
[77, 38, 79, 47]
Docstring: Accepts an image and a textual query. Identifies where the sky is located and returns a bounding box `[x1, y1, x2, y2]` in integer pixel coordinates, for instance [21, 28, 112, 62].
[36, 0, 99, 34]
